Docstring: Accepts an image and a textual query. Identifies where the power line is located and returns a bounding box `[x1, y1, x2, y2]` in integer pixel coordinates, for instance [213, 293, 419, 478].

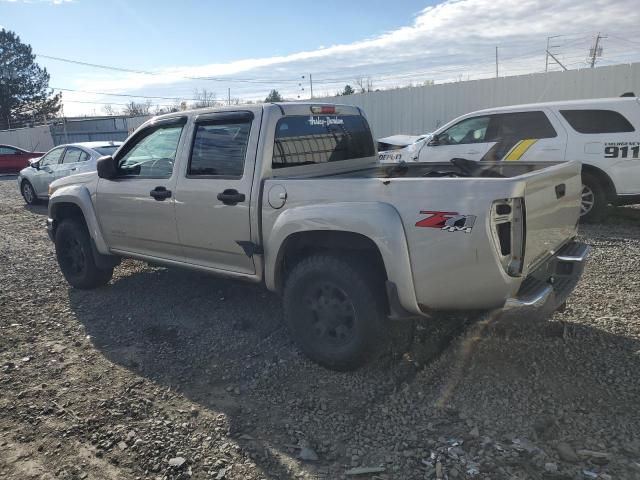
[36, 53, 300, 84]
[52, 87, 198, 101]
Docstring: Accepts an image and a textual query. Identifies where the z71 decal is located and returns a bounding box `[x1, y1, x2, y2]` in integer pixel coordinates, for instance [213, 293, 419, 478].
[605, 142, 640, 159]
[415, 211, 476, 233]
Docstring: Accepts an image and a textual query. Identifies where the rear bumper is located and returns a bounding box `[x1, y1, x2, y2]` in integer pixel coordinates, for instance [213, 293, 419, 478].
[504, 241, 590, 312]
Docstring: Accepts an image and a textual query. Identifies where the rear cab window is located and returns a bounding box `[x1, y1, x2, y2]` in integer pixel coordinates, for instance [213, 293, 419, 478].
[272, 114, 375, 169]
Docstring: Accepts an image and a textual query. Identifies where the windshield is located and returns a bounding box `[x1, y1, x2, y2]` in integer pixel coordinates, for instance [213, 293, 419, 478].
[93, 145, 120, 156]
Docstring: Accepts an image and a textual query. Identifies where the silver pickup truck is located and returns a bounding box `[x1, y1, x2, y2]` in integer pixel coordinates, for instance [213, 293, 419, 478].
[47, 103, 589, 370]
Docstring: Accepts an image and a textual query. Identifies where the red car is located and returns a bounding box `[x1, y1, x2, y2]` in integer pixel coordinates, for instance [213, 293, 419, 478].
[0, 144, 45, 174]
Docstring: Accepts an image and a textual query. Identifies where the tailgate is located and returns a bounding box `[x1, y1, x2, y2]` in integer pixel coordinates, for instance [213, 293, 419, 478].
[521, 161, 582, 272]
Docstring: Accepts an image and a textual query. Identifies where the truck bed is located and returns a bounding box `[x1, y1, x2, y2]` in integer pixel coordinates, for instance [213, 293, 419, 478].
[263, 160, 582, 311]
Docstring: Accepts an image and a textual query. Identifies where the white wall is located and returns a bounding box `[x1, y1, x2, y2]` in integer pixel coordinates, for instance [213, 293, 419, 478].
[316, 62, 640, 139]
[0, 125, 54, 152]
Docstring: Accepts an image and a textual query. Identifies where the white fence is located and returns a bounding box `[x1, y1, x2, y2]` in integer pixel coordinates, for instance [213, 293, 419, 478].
[0, 125, 54, 152]
[316, 62, 640, 139]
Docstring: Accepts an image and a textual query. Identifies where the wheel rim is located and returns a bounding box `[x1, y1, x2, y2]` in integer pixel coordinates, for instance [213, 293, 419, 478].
[60, 236, 86, 275]
[22, 183, 34, 203]
[303, 282, 356, 347]
[581, 184, 595, 216]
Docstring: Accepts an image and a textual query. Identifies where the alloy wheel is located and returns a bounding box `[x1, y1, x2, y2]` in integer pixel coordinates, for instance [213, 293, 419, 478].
[581, 184, 595, 216]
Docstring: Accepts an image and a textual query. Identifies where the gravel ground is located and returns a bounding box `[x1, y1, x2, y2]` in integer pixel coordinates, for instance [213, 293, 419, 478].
[1, 174, 639, 480]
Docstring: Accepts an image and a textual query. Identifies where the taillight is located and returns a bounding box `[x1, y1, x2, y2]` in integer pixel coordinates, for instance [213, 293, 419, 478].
[491, 198, 526, 276]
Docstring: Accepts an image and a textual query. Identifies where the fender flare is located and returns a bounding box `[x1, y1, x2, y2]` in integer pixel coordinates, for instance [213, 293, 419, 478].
[264, 202, 421, 315]
[49, 185, 110, 255]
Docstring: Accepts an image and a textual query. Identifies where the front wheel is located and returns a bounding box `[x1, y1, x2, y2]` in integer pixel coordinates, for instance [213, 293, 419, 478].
[55, 219, 113, 289]
[283, 254, 388, 371]
[21, 180, 38, 205]
[580, 172, 607, 223]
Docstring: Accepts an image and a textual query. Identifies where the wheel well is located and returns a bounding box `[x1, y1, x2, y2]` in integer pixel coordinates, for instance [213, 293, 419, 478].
[582, 165, 616, 201]
[274, 231, 388, 293]
[50, 202, 86, 236]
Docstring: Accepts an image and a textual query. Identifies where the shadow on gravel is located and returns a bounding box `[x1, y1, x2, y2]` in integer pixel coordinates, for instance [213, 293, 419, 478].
[24, 203, 48, 216]
[66, 261, 640, 478]
[66, 264, 468, 477]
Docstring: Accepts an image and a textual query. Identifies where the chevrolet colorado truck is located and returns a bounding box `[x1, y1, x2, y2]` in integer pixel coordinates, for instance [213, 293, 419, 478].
[47, 103, 590, 370]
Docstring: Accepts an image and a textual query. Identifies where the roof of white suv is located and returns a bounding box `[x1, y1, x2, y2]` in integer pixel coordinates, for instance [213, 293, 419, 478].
[472, 96, 639, 115]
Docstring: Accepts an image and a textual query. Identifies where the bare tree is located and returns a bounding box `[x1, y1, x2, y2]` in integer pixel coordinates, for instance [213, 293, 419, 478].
[123, 100, 152, 116]
[102, 104, 117, 116]
[191, 89, 217, 109]
[355, 76, 374, 93]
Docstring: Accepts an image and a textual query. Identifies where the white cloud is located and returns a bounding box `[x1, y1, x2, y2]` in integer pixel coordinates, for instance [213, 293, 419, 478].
[58, 0, 640, 115]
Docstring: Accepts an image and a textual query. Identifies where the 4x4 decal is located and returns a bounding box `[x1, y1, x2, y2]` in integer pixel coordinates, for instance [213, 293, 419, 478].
[415, 211, 476, 233]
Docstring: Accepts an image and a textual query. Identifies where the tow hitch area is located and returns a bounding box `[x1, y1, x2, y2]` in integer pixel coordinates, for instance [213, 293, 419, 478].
[505, 241, 590, 312]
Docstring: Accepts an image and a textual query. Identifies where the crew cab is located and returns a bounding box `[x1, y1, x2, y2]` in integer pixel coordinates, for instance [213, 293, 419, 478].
[47, 103, 589, 370]
[378, 97, 640, 221]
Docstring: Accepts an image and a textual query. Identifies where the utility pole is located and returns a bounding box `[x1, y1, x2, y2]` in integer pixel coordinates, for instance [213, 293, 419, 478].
[589, 32, 605, 68]
[309, 73, 314, 99]
[546, 50, 568, 71]
[545, 35, 563, 72]
[495, 46, 499, 77]
[228, 88, 231, 106]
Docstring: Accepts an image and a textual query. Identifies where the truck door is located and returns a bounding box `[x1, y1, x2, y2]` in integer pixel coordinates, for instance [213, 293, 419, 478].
[95, 118, 187, 259]
[417, 115, 496, 162]
[174, 111, 259, 274]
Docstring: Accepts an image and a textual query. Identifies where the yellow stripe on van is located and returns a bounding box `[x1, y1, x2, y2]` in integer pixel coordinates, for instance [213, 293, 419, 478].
[504, 139, 538, 161]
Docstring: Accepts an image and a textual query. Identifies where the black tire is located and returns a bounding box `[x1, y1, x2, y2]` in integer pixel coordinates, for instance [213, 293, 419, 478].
[283, 254, 388, 371]
[580, 171, 607, 223]
[21, 180, 39, 205]
[55, 219, 113, 289]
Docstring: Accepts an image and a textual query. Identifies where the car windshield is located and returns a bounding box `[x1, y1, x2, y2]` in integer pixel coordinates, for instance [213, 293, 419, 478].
[93, 145, 120, 156]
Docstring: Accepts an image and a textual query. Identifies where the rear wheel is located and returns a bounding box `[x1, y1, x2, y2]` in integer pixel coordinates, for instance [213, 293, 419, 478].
[55, 219, 113, 289]
[580, 172, 607, 223]
[283, 254, 388, 371]
[21, 180, 38, 205]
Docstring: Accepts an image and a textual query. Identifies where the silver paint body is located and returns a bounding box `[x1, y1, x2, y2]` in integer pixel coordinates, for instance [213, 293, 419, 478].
[48, 103, 582, 315]
[18, 141, 122, 199]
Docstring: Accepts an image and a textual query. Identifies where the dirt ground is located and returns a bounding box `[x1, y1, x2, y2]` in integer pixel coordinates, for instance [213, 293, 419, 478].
[1, 174, 639, 480]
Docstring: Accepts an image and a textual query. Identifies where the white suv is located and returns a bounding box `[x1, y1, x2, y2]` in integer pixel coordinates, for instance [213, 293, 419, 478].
[385, 96, 640, 221]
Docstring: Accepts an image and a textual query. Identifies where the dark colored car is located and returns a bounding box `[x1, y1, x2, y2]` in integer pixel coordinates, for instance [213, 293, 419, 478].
[0, 144, 45, 174]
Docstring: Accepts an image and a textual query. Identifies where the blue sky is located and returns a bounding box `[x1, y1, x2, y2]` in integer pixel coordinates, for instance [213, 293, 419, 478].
[2, 0, 640, 116]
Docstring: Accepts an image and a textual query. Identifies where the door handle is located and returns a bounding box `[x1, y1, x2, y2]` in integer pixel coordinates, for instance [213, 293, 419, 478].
[466, 149, 481, 155]
[150, 186, 172, 201]
[70, 168, 77, 171]
[217, 189, 245, 205]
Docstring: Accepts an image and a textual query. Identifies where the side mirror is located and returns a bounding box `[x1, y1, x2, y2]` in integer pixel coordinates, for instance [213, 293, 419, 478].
[96, 155, 118, 179]
[427, 134, 440, 146]
[30, 159, 40, 170]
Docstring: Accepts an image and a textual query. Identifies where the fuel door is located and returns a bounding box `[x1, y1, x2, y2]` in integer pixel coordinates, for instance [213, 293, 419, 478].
[268, 184, 287, 209]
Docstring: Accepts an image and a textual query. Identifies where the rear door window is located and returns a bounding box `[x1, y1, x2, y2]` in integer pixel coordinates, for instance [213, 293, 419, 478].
[188, 114, 252, 177]
[559, 109, 635, 134]
[272, 114, 374, 168]
[490, 111, 557, 140]
[62, 148, 90, 163]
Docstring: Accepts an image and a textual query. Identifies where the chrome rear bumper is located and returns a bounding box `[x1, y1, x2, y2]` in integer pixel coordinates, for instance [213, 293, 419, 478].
[504, 241, 590, 311]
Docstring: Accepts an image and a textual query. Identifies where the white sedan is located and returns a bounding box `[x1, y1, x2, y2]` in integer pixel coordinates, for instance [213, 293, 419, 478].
[17, 141, 122, 205]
